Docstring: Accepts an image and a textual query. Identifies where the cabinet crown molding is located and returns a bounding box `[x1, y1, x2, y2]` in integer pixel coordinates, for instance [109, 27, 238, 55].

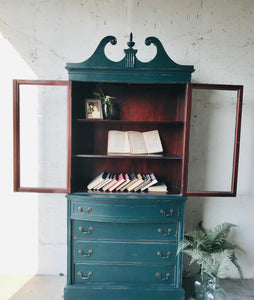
[66, 33, 195, 83]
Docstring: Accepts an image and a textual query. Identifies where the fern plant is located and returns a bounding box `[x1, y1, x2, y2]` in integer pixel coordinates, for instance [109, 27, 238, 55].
[177, 222, 245, 280]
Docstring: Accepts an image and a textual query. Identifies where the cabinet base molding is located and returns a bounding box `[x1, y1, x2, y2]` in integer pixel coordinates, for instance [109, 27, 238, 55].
[64, 284, 184, 300]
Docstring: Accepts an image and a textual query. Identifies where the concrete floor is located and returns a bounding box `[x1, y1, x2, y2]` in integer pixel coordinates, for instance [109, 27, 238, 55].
[0, 275, 254, 300]
[0, 275, 65, 300]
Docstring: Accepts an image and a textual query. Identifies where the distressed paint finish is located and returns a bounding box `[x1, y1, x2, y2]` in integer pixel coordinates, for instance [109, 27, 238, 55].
[73, 241, 177, 263]
[65, 194, 186, 300]
[73, 220, 178, 241]
[70, 194, 182, 222]
[64, 284, 184, 300]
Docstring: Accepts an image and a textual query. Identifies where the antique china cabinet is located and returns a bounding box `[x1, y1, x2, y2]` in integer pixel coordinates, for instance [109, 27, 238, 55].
[13, 34, 243, 300]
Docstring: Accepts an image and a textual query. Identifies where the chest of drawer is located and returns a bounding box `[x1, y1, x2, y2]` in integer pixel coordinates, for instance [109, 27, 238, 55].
[71, 200, 180, 223]
[74, 262, 176, 285]
[73, 240, 176, 264]
[73, 220, 177, 241]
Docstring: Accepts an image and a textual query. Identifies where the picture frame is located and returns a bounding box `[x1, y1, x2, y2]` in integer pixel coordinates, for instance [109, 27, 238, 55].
[85, 99, 103, 119]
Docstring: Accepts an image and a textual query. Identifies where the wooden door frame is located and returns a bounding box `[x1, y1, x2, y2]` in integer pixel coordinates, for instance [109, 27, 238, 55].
[182, 83, 243, 197]
[13, 79, 72, 193]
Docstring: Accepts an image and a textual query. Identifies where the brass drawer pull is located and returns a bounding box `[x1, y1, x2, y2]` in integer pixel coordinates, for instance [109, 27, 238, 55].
[158, 228, 172, 236]
[160, 209, 174, 217]
[78, 249, 93, 257]
[79, 226, 94, 234]
[156, 272, 170, 280]
[77, 271, 93, 280]
[157, 251, 171, 259]
[78, 206, 92, 214]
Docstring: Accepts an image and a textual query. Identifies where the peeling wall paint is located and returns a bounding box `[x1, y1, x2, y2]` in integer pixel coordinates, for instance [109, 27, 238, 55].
[0, 0, 254, 278]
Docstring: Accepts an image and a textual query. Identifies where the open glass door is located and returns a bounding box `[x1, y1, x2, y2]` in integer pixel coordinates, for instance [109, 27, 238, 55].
[183, 83, 243, 197]
[13, 80, 72, 193]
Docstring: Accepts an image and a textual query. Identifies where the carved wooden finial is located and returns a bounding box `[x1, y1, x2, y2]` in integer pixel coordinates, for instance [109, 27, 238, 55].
[124, 33, 137, 68]
[127, 32, 135, 49]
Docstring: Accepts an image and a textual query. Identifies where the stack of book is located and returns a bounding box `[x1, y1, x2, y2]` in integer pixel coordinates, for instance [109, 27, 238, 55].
[86, 172, 167, 193]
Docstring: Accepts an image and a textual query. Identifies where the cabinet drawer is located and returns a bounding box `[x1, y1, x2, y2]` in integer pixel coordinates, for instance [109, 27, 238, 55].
[73, 220, 177, 241]
[74, 263, 175, 285]
[71, 200, 180, 222]
[73, 240, 176, 264]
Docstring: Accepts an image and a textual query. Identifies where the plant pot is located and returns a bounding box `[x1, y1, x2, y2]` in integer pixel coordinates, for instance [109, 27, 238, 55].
[203, 277, 226, 300]
[103, 100, 119, 120]
[189, 273, 226, 300]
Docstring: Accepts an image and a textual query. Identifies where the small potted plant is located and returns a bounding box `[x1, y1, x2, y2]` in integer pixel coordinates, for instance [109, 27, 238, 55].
[177, 222, 245, 299]
[93, 84, 119, 120]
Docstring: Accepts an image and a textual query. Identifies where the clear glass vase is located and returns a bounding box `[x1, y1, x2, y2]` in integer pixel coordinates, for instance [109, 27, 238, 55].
[103, 99, 119, 120]
[203, 277, 226, 300]
[190, 272, 207, 300]
[190, 273, 226, 300]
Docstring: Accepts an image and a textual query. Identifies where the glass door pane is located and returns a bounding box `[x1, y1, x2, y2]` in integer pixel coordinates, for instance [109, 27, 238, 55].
[185, 84, 243, 197]
[13, 80, 71, 193]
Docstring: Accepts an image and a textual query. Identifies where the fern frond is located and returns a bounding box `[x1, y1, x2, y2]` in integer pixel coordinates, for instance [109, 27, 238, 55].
[184, 230, 207, 249]
[182, 249, 195, 259]
[189, 248, 203, 265]
[231, 252, 244, 279]
[216, 250, 234, 278]
[185, 229, 206, 240]
[205, 223, 237, 253]
[177, 239, 193, 255]
[217, 241, 246, 254]
[202, 261, 218, 278]
[200, 254, 218, 277]
[187, 249, 211, 267]
[198, 221, 207, 234]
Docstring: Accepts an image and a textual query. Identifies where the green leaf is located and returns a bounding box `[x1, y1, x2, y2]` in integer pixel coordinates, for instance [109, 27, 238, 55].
[231, 252, 244, 279]
[177, 239, 192, 255]
[216, 250, 234, 278]
[177, 222, 245, 279]
[207, 223, 237, 251]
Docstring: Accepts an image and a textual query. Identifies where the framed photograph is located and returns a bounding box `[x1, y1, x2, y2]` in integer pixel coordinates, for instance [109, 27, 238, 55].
[85, 99, 103, 119]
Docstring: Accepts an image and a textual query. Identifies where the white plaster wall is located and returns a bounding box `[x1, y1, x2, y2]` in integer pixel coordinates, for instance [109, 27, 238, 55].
[0, 0, 253, 278]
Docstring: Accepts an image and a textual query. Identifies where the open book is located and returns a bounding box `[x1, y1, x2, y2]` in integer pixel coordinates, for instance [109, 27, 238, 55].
[107, 130, 163, 155]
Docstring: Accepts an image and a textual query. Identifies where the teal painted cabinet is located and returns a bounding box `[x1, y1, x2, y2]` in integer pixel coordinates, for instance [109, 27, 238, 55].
[13, 34, 243, 300]
[65, 194, 186, 300]
[64, 35, 192, 300]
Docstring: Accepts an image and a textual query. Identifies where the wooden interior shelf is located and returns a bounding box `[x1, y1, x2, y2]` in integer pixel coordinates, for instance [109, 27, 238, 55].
[74, 119, 185, 126]
[71, 82, 187, 122]
[78, 187, 181, 195]
[72, 154, 183, 160]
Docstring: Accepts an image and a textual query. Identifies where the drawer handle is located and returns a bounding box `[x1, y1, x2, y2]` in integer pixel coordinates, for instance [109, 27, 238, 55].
[157, 251, 171, 259]
[158, 228, 172, 236]
[160, 209, 174, 217]
[77, 271, 93, 280]
[156, 272, 170, 280]
[78, 206, 92, 214]
[78, 249, 93, 257]
[79, 226, 94, 234]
